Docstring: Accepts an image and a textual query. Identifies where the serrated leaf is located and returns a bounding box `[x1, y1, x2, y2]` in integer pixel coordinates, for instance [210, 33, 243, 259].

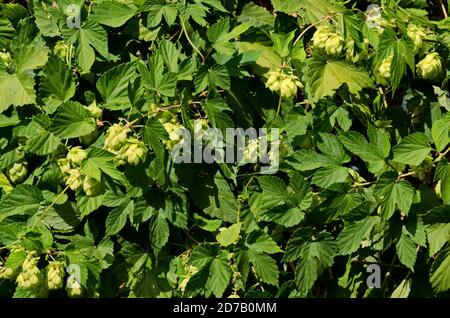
[337, 216, 379, 255]
[105, 200, 133, 236]
[248, 249, 279, 286]
[40, 56, 76, 113]
[216, 222, 241, 247]
[206, 256, 232, 297]
[374, 176, 415, 220]
[0, 185, 43, 223]
[150, 215, 169, 254]
[91, 1, 138, 28]
[50, 101, 96, 138]
[97, 62, 136, 110]
[396, 228, 417, 271]
[393, 133, 431, 166]
[303, 55, 373, 102]
[430, 247, 450, 294]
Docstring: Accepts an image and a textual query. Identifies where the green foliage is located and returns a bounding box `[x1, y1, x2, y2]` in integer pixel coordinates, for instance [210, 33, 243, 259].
[0, 0, 449, 299]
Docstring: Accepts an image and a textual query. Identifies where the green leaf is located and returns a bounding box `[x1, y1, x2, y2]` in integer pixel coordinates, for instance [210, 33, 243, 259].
[248, 250, 279, 286]
[105, 200, 133, 236]
[146, 3, 178, 27]
[430, 247, 450, 294]
[374, 176, 415, 220]
[91, 1, 138, 28]
[25, 130, 62, 155]
[64, 20, 109, 72]
[15, 44, 48, 73]
[393, 133, 431, 166]
[390, 278, 412, 298]
[434, 160, 450, 205]
[138, 57, 177, 97]
[337, 216, 379, 255]
[303, 55, 373, 102]
[216, 222, 241, 247]
[32, 0, 61, 37]
[206, 255, 232, 297]
[50, 101, 96, 139]
[295, 234, 337, 292]
[237, 3, 273, 27]
[194, 64, 230, 93]
[97, 62, 136, 110]
[83, 148, 127, 184]
[0, 72, 36, 112]
[150, 215, 169, 254]
[0, 185, 43, 223]
[311, 165, 349, 188]
[246, 230, 283, 254]
[339, 131, 388, 175]
[432, 113, 450, 152]
[396, 227, 417, 271]
[40, 56, 76, 113]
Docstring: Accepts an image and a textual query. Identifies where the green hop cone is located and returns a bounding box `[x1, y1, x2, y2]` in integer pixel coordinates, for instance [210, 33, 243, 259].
[66, 147, 87, 166]
[325, 33, 344, 56]
[66, 168, 83, 191]
[16, 251, 42, 290]
[0, 266, 15, 279]
[379, 54, 393, 79]
[82, 176, 103, 197]
[57, 158, 71, 174]
[163, 122, 184, 150]
[7, 162, 27, 184]
[417, 52, 442, 81]
[54, 41, 70, 61]
[266, 69, 303, 98]
[407, 24, 426, 53]
[124, 139, 147, 166]
[47, 261, 65, 290]
[266, 70, 282, 92]
[104, 124, 131, 151]
[85, 102, 102, 118]
[312, 26, 344, 56]
[0, 51, 12, 64]
[66, 275, 83, 298]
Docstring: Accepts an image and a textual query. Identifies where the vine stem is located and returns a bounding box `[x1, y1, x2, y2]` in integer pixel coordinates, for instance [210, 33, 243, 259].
[274, 96, 282, 125]
[435, 145, 450, 162]
[437, 0, 448, 18]
[397, 171, 415, 180]
[180, 17, 206, 64]
[31, 183, 72, 230]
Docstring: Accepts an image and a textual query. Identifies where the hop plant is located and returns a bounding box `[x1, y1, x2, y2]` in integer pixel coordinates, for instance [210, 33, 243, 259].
[346, 39, 369, 63]
[124, 138, 147, 165]
[162, 122, 185, 150]
[66, 168, 83, 191]
[379, 54, 393, 80]
[312, 25, 344, 56]
[47, 261, 65, 290]
[0, 266, 15, 279]
[54, 41, 70, 61]
[66, 147, 87, 166]
[417, 52, 442, 81]
[104, 124, 131, 151]
[407, 24, 427, 53]
[85, 102, 102, 119]
[66, 275, 83, 298]
[265, 69, 303, 98]
[16, 252, 42, 290]
[82, 176, 103, 197]
[0, 51, 12, 65]
[57, 158, 71, 174]
[7, 162, 27, 184]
